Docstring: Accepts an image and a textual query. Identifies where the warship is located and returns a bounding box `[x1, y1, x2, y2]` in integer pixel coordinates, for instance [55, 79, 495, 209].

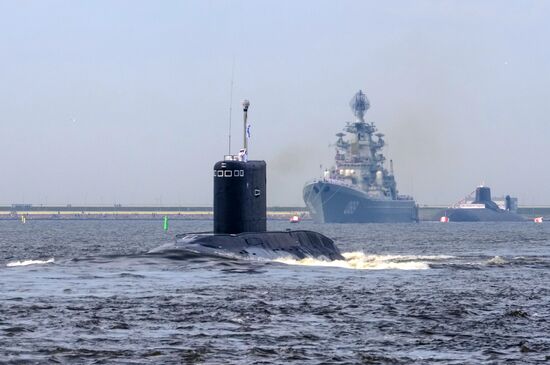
[150, 100, 343, 261]
[303, 90, 418, 223]
[442, 185, 524, 222]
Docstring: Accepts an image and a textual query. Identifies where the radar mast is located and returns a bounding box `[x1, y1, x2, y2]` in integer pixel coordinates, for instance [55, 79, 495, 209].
[349, 90, 370, 123]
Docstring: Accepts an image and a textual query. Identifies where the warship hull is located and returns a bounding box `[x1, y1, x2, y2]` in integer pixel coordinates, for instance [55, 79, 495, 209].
[303, 180, 418, 223]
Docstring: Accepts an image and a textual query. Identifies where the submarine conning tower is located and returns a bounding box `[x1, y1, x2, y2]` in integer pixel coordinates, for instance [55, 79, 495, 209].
[214, 160, 266, 234]
[213, 99, 267, 234]
[474, 186, 492, 203]
[473, 185, 500, 211]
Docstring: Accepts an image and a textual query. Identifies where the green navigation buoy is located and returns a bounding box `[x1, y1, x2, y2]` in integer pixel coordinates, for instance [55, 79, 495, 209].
[163, 216, 169, 231]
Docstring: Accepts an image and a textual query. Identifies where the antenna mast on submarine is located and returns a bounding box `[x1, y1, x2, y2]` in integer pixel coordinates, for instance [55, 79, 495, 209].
[242, 99, 250, 158]
[227, 61, 235, 155]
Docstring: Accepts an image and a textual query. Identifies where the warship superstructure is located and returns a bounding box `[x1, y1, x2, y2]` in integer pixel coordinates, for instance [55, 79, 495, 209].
[303, 90, 418, 223]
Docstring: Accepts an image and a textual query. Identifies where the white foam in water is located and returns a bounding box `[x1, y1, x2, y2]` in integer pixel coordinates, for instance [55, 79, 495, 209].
[6, 258, 55, 267]
[274, 251, 452, 270]
[486, 256, 507, 265]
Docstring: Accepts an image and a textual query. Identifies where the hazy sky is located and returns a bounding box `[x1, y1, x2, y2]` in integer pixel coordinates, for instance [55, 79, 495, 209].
[1, 0, 549, 206]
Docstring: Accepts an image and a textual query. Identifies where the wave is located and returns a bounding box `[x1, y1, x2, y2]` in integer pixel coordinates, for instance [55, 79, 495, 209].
[273, 251, 453, 270]
[6, 258, 55, 267]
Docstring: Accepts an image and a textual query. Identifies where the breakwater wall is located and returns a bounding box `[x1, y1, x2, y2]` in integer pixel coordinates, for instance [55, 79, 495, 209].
[1, 206, 549, 221]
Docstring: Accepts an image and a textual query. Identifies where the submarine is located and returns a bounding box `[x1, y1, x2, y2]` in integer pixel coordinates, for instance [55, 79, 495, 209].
[442, 185, 525, 222]
[150, 100, 344, 261]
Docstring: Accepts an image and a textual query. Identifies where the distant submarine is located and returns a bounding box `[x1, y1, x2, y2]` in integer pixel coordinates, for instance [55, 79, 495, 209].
[442, 185, 524, 222]
[150, 100, 344, 261]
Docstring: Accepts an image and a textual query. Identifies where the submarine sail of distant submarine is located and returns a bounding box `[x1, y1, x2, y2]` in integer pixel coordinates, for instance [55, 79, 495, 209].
[149, 100, 343, 261]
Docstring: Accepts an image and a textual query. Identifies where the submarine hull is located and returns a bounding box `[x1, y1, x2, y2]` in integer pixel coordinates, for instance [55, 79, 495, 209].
[151, 100, 344, 262]
[444, 186, 525, 222]
[445, 208, 525, 222]
[149, 230, 344, 261]
[303, 180, 418, 223]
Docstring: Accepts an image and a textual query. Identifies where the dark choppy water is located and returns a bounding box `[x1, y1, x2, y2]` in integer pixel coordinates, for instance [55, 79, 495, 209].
[1, 220, 549, 364]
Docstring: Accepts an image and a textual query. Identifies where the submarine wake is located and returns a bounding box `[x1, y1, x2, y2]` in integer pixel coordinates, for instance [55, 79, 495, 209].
[273, 251, 454, 270]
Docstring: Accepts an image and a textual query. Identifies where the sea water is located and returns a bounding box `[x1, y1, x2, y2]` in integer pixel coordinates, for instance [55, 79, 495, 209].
[1, 220, 549, 364]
